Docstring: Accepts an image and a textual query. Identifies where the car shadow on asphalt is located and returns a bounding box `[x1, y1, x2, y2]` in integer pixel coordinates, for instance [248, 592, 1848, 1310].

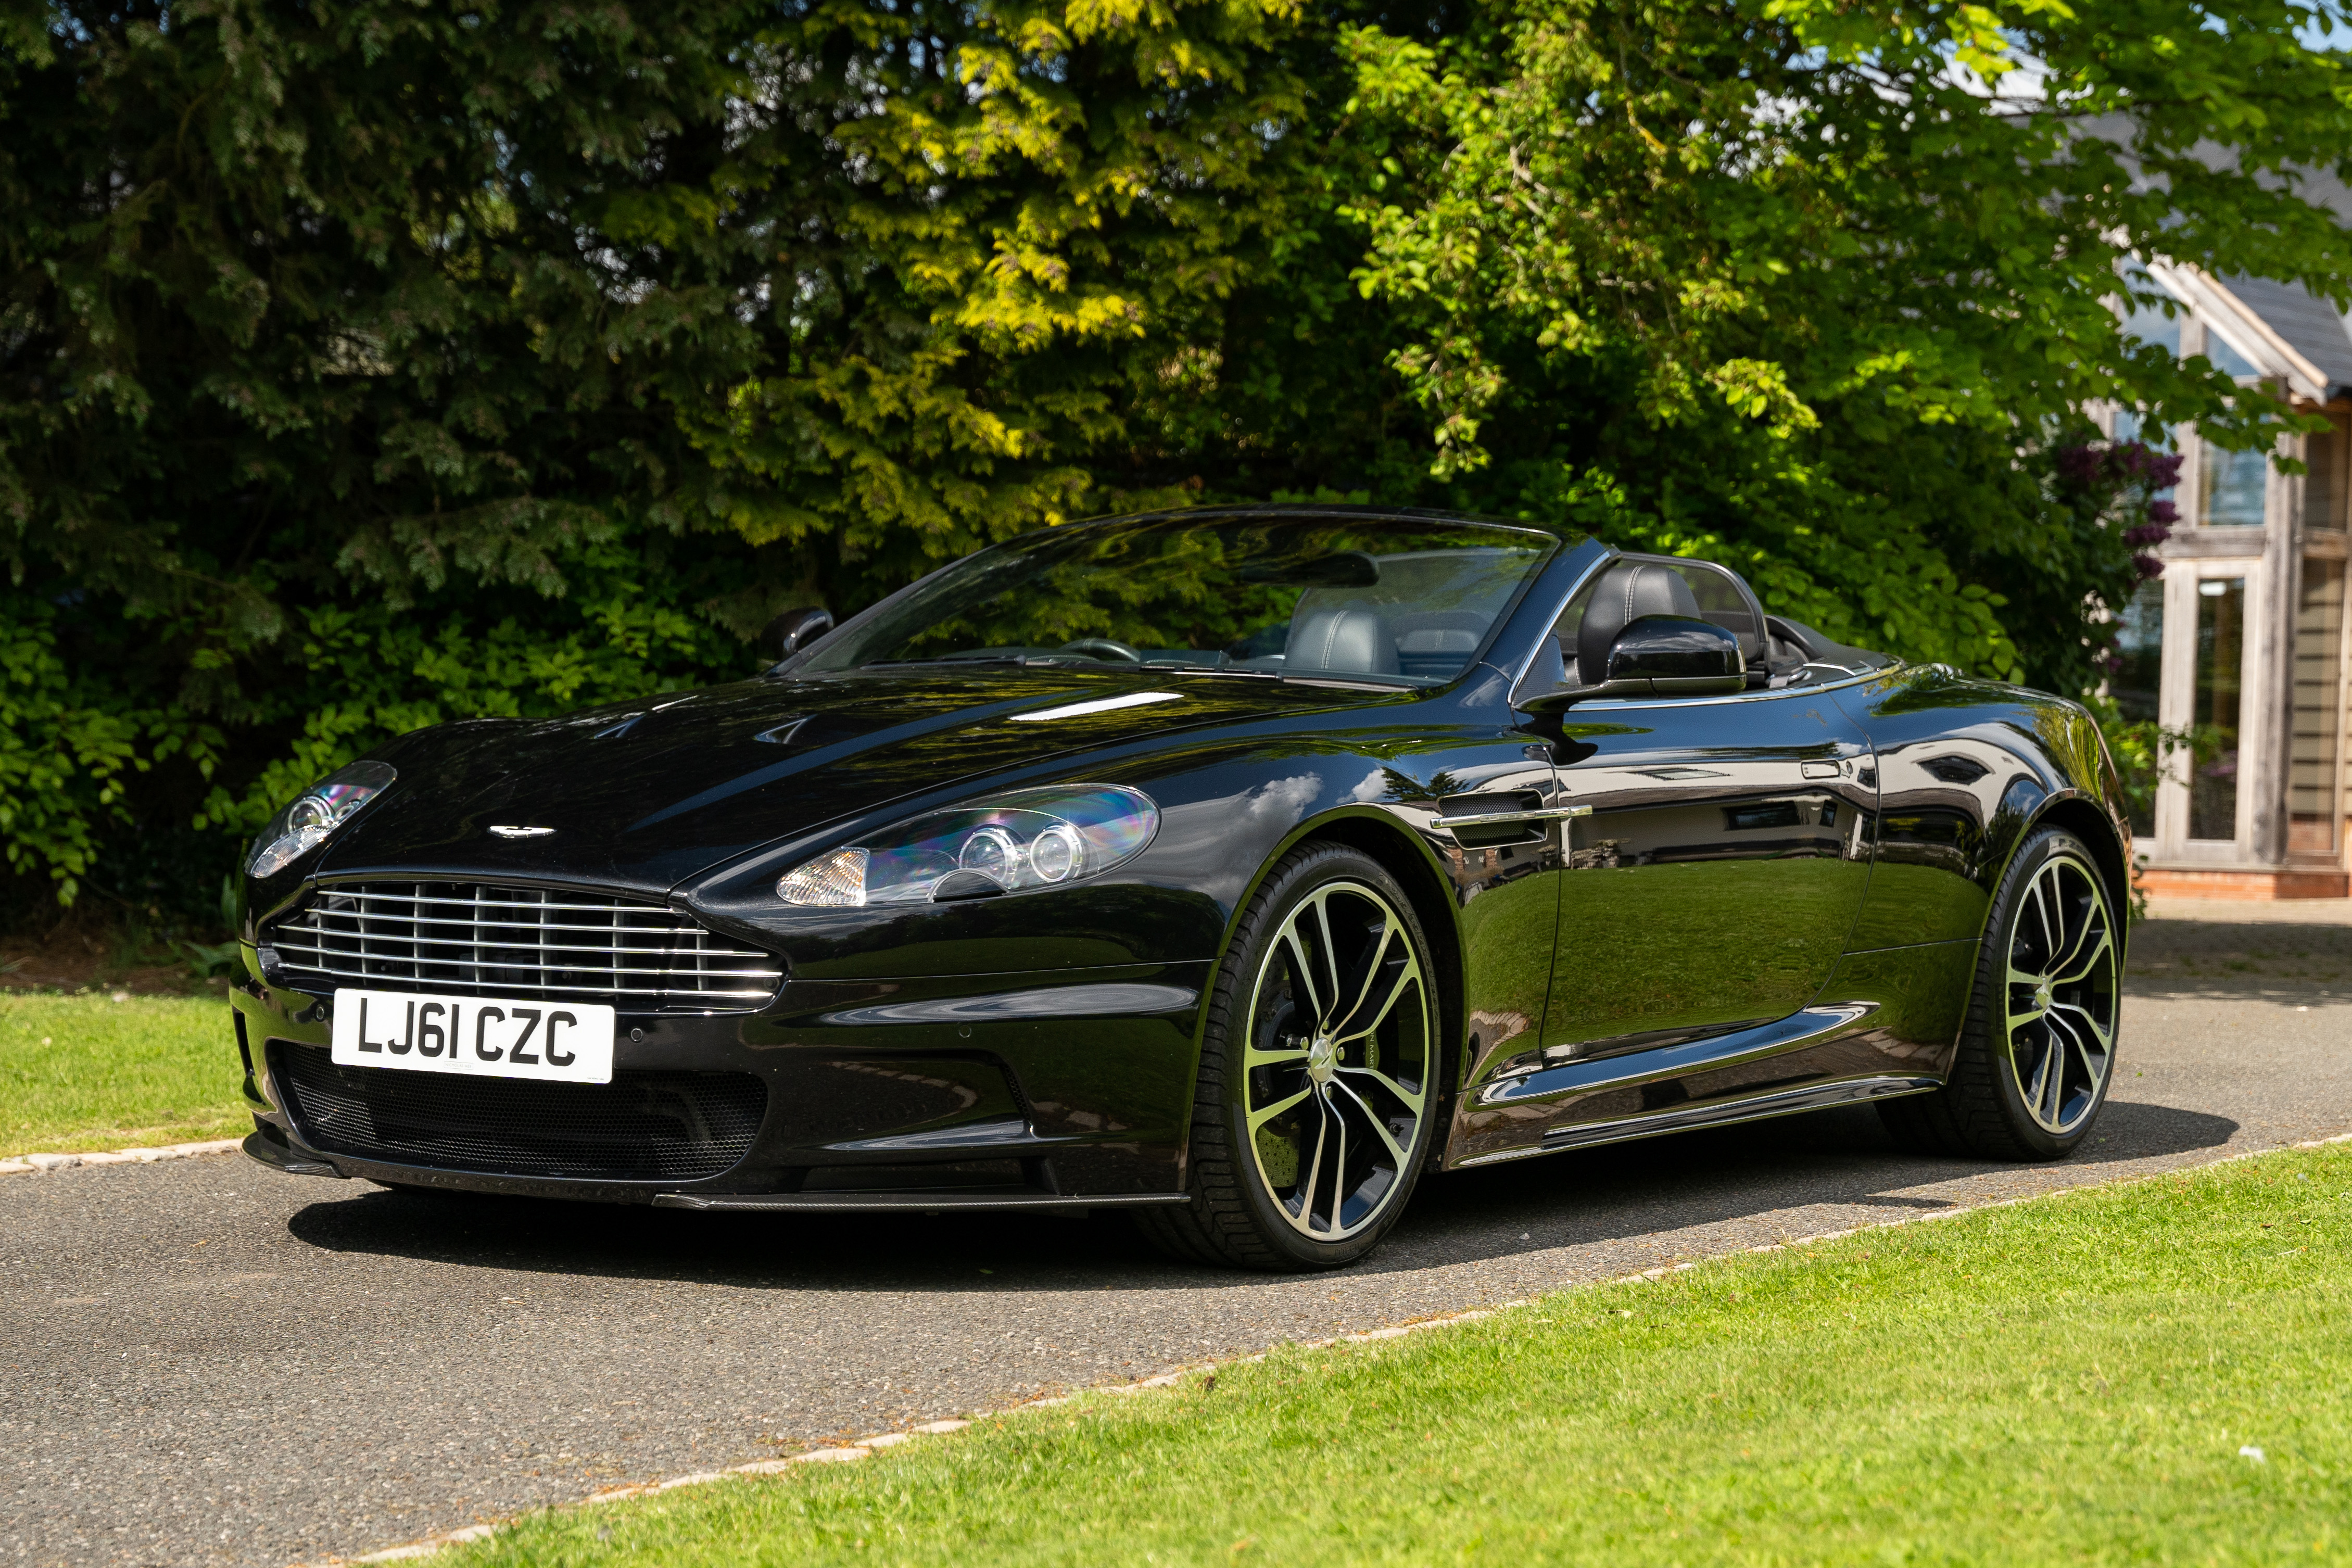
[1364, 1097, 2237, 1273]
[280, 1098, 2237, 1293]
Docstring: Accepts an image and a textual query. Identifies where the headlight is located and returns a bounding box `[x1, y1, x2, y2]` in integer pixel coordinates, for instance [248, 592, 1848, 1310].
[777, 785, 1158, 908]
[245, 761, 398, 878]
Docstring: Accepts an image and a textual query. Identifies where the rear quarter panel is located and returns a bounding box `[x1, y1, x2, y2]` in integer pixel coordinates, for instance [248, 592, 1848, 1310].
[1835, 666, 2131, 952]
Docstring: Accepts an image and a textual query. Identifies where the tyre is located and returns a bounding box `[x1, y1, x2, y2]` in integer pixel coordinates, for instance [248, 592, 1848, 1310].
[1135, 843, 1443, 1270]
[1879, 827, 2122, 1159]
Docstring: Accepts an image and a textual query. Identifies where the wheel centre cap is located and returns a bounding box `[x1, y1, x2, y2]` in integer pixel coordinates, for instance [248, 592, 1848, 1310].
[2033, 981, 2054, 1012]
[1307, 1034, 1337, 1085]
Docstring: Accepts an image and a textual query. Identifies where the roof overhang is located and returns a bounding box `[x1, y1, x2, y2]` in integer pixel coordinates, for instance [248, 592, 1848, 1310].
[2144, 261, 2340, 404]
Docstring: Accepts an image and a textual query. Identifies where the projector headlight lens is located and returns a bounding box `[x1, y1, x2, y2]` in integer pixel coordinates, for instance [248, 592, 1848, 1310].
[776, 785, 1159, 908]
[245, 761, 398, 878]
[1028, 822, 1082, 883]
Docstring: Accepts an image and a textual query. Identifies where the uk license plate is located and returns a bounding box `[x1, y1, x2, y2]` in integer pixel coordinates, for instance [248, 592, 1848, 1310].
[329, 989, 615, 1084]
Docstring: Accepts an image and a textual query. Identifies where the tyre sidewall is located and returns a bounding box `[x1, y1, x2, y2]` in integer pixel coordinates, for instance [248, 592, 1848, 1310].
[1207, 845, 1441, 1269]
[1976, 828, 2117, 1158]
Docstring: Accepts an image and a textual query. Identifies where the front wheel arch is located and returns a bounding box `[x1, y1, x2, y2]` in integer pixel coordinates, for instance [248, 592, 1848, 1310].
[1292, 816, 1466, 1148]
[1140, 840, 1447, 1270]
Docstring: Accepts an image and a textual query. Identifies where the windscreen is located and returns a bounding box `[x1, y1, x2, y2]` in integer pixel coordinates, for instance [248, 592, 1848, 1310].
[798, 515, 1561, 686]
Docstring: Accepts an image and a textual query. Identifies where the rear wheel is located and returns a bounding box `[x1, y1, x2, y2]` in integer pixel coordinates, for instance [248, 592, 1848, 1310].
[1135, 844, 1441, 1270]
[1880, 827, 2122, 1159]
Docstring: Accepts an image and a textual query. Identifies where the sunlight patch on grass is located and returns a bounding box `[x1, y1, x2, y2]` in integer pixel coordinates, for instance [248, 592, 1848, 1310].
[453, 1143, 2352, 1567]
[1, 992, 244, 1154]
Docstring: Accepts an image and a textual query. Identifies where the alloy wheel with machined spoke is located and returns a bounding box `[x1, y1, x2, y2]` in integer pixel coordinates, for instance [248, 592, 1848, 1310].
[2001, 850, 2119, 1136]
[1876, 826, 2127, 1161]
[1241, 879, 1433, 1242]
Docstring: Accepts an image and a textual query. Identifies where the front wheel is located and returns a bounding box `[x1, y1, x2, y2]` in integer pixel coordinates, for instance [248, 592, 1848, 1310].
[1135, 844, 1442, 1270]
[1880, 827, 2122, 1159]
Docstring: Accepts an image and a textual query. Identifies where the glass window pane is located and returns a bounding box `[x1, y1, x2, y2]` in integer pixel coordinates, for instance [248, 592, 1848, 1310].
[2192, 577, 2247, 841]
[2310, 419, 2346, 533]
[2292, 559, 2346, 858]
[2205, 328, 2261, 378]
[2112, 579, 2165, 837]
[2119, 274, 2180, 357]
[2113, 579, 2164, 723]
[2201, 441, 2268, 527]
[1655, 561, 1759, 652]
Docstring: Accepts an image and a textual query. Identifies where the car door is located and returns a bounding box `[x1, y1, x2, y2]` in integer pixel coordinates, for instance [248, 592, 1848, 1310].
[1538, 685, 1877, 1060]
[1437, 555, 1883, 1167]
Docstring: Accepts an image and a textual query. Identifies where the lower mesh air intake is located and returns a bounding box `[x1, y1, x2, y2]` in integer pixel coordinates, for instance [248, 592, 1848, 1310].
[270, 1044, 767, 1182]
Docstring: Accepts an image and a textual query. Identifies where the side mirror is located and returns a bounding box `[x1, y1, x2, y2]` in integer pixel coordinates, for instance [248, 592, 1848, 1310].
[1519, 615, 1744, 712]
[1604, 614, 1744, 691]
[761, 606, 834, 662]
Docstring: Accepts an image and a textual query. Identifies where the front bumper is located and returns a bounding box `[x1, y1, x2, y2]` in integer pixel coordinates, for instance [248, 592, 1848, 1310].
[231, 958, 1210, 1208]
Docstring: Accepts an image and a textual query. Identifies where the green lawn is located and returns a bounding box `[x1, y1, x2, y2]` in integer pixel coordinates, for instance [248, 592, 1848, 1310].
[456, 1142, 2352, 1566]
[0, 992, 244, 1154]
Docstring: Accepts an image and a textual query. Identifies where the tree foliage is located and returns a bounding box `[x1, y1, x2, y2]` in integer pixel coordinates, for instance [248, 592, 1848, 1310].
[1329, 0, 2352, 686]
[0, 0, 1307, 910]
[3, 0, 2349, 915]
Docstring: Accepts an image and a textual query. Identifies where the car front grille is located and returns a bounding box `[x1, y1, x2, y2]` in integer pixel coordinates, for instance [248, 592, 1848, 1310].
[270, 1043, 768, 1182]
[263, 881, 783, 1011]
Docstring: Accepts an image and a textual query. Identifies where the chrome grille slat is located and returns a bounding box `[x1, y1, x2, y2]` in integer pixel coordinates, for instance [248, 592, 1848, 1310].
[263, 880, 784, 1012]
[296, 888, 700, 916]
[263, 960, 774, 1001]
[263, 943, 778, 980]
[267, 929, 772, 959]
[301, 910, 736, 936]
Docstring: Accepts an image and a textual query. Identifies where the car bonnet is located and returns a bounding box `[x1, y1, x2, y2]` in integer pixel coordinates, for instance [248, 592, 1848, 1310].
[311, 670, 1411, 897]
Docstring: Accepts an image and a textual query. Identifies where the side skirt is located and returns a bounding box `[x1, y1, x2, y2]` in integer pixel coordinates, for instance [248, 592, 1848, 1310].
[653, 1191, 1191, 1213]
[1455, 1073, 1941, 1168]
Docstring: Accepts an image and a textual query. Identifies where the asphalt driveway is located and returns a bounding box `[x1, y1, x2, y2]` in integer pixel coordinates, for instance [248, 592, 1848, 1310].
[5, 907, 2348, 1567]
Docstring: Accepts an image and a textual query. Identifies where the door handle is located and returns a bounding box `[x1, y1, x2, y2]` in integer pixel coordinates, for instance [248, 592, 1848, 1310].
[1439, 804, 1594, 829]
[1800, 761, 1844, 780]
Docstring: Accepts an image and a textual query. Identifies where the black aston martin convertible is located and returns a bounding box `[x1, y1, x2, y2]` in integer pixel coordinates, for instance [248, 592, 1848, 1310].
[231, 508, 2129, 1269]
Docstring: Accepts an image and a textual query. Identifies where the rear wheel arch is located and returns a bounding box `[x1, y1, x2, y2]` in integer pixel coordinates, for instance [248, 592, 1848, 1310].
[1881, 819, 2124, 1159]
[2026, 796, 2132, 941]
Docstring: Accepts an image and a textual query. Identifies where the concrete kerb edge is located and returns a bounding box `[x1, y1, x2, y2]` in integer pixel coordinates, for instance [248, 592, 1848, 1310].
[304, 1127, 2352, 1567]
[0, 1137, 243, 1174]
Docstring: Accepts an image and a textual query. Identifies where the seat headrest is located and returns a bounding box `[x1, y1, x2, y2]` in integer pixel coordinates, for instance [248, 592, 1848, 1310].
[1288, 606, 1399, 676]
[1576, 563, 1703, 685]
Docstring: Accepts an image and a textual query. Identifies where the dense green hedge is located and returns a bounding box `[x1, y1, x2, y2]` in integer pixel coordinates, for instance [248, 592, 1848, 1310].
[4, 0, 2348, 920]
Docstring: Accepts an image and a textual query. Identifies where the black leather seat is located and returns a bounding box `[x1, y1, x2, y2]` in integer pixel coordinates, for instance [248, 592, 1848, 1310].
[1575, 562, 1704, 685]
